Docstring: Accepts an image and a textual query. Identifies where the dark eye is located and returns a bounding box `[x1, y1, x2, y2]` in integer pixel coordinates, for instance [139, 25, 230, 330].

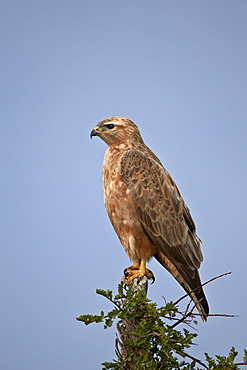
[106, 124, 115, 129]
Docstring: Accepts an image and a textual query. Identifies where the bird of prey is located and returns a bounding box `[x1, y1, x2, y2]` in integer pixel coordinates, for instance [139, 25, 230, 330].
[90, 116, 209, 321]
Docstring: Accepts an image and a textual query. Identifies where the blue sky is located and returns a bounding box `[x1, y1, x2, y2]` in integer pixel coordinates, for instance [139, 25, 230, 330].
[1, 1, 247, 369]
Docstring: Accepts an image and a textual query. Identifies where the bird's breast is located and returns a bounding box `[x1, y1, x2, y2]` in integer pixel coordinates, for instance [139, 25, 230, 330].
[102, 149, 156, 261]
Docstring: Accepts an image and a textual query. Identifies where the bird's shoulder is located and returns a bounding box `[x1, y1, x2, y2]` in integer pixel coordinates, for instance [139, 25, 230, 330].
[119, 146, 172, 191]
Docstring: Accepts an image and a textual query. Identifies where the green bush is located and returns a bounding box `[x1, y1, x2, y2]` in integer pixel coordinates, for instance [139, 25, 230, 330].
[77, 284, 247, 370]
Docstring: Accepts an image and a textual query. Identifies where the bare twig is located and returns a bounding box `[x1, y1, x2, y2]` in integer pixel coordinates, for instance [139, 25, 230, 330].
[174, 272, 232, 306]
[183, 351, 209, 369]
[235, 363, 247, 366]
[170, 309, 237, 329]
[190, 312, 238, 318]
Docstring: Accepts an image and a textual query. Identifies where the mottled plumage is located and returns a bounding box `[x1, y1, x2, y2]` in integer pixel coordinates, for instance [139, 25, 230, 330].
[90, 116, 209, 321]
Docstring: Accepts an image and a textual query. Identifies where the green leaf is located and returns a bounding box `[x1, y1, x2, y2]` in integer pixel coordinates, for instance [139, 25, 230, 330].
[243, 349, 247, 362]
[96, 288, 113, 300]
[76, 311, 104, 325]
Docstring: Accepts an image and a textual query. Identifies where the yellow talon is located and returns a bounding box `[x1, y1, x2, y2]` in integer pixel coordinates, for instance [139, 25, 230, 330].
[122, 259, 155, 284]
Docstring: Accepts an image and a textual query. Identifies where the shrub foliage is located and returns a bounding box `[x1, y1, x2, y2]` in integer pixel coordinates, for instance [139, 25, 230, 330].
[77, 284, 247, 369]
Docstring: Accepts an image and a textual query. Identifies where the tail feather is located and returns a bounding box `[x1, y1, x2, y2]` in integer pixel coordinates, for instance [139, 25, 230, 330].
[154, 251, 209, 321]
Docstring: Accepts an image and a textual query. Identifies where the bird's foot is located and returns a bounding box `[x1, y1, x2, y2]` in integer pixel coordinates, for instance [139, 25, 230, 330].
[121, 262, 155, 285]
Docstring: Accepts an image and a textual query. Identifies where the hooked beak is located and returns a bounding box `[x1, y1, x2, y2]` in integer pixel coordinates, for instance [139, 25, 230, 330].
[90, 126, 99, 139]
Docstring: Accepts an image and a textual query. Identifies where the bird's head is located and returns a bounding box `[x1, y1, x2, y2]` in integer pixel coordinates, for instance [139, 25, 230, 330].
[90, 116, 144, 147]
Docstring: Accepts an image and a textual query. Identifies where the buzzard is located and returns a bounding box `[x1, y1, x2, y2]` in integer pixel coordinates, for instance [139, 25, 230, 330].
[90, 116, 209, 321]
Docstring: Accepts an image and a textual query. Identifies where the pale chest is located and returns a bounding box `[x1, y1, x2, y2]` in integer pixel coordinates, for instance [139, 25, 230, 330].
[102, 148, 132, 217]
[102, 148, 138, 242]
[101, 146, 156, 261]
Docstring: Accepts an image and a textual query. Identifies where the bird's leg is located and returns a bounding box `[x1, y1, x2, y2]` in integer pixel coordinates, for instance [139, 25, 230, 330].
[122, 259, 155, 284]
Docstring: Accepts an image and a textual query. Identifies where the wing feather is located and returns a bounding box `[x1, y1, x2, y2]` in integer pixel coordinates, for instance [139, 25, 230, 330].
[120, 149, 203, 270]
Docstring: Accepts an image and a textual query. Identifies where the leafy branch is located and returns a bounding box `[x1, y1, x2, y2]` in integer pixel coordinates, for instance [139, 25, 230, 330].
[77, 283, 247, 369]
